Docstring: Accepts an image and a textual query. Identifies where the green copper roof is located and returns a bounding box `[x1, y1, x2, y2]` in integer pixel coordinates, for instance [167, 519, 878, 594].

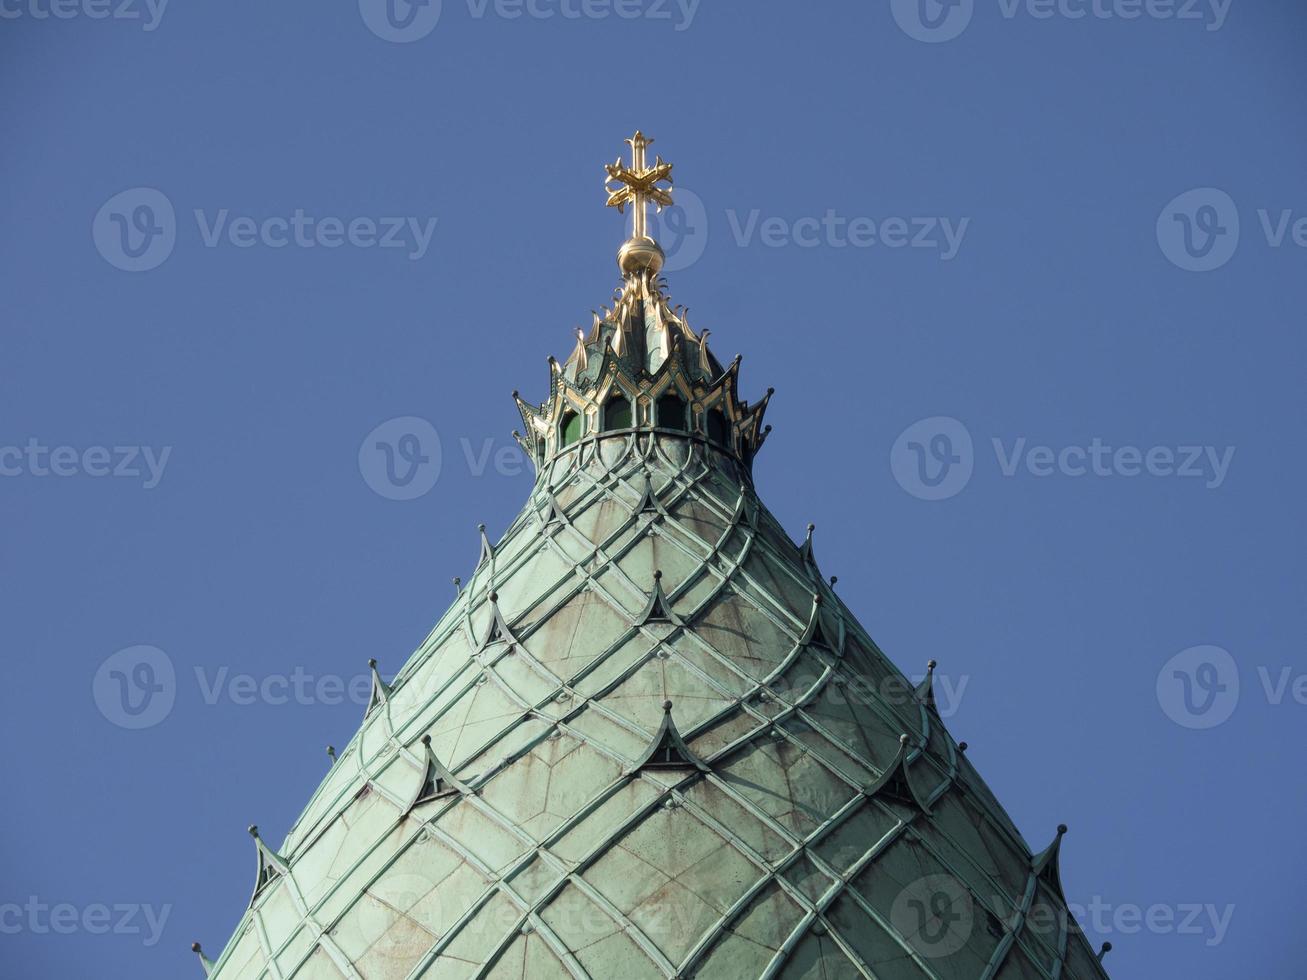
[198, 143, 1112, 980]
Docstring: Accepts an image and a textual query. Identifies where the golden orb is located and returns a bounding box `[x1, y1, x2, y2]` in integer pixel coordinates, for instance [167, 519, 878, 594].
[617, 236, 665, 277]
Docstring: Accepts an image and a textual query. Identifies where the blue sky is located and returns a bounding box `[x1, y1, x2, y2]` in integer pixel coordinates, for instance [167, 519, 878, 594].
[2, 1, 1305, 977]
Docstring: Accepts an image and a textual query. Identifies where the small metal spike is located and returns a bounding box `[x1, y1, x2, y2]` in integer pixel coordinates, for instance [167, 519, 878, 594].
[800, 523, 817, 567]
[453, 576, 463, 596]
[633, 699, 709, 773]
[246, 823, 289, 907]
[478, 590, 520, 650]
[636, 569, 683, 627]
[1097, 942, 1112, 962]
[916, 660, 939, 712]
[326, 745, 336, 764]
[863, 734, 930, 813]
[365, 659, 390, 715]
[191, 941, 214, 976]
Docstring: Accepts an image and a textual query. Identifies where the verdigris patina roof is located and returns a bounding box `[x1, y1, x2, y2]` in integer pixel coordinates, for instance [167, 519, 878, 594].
[195, 134, 1113, 980]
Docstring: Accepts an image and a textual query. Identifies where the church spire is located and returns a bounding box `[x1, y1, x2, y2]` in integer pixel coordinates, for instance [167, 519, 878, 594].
[197, 130, 1115, 980]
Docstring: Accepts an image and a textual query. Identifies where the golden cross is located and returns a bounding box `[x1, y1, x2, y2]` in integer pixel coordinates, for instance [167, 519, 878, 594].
[604, 131, 674, 241]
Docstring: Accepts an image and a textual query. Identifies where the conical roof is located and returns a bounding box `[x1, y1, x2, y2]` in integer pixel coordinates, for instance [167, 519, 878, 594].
[198, 135, 1112, 980]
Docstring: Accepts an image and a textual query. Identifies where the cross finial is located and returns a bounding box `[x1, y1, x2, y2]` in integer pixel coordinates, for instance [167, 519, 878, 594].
[604, 131, 674, 245]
